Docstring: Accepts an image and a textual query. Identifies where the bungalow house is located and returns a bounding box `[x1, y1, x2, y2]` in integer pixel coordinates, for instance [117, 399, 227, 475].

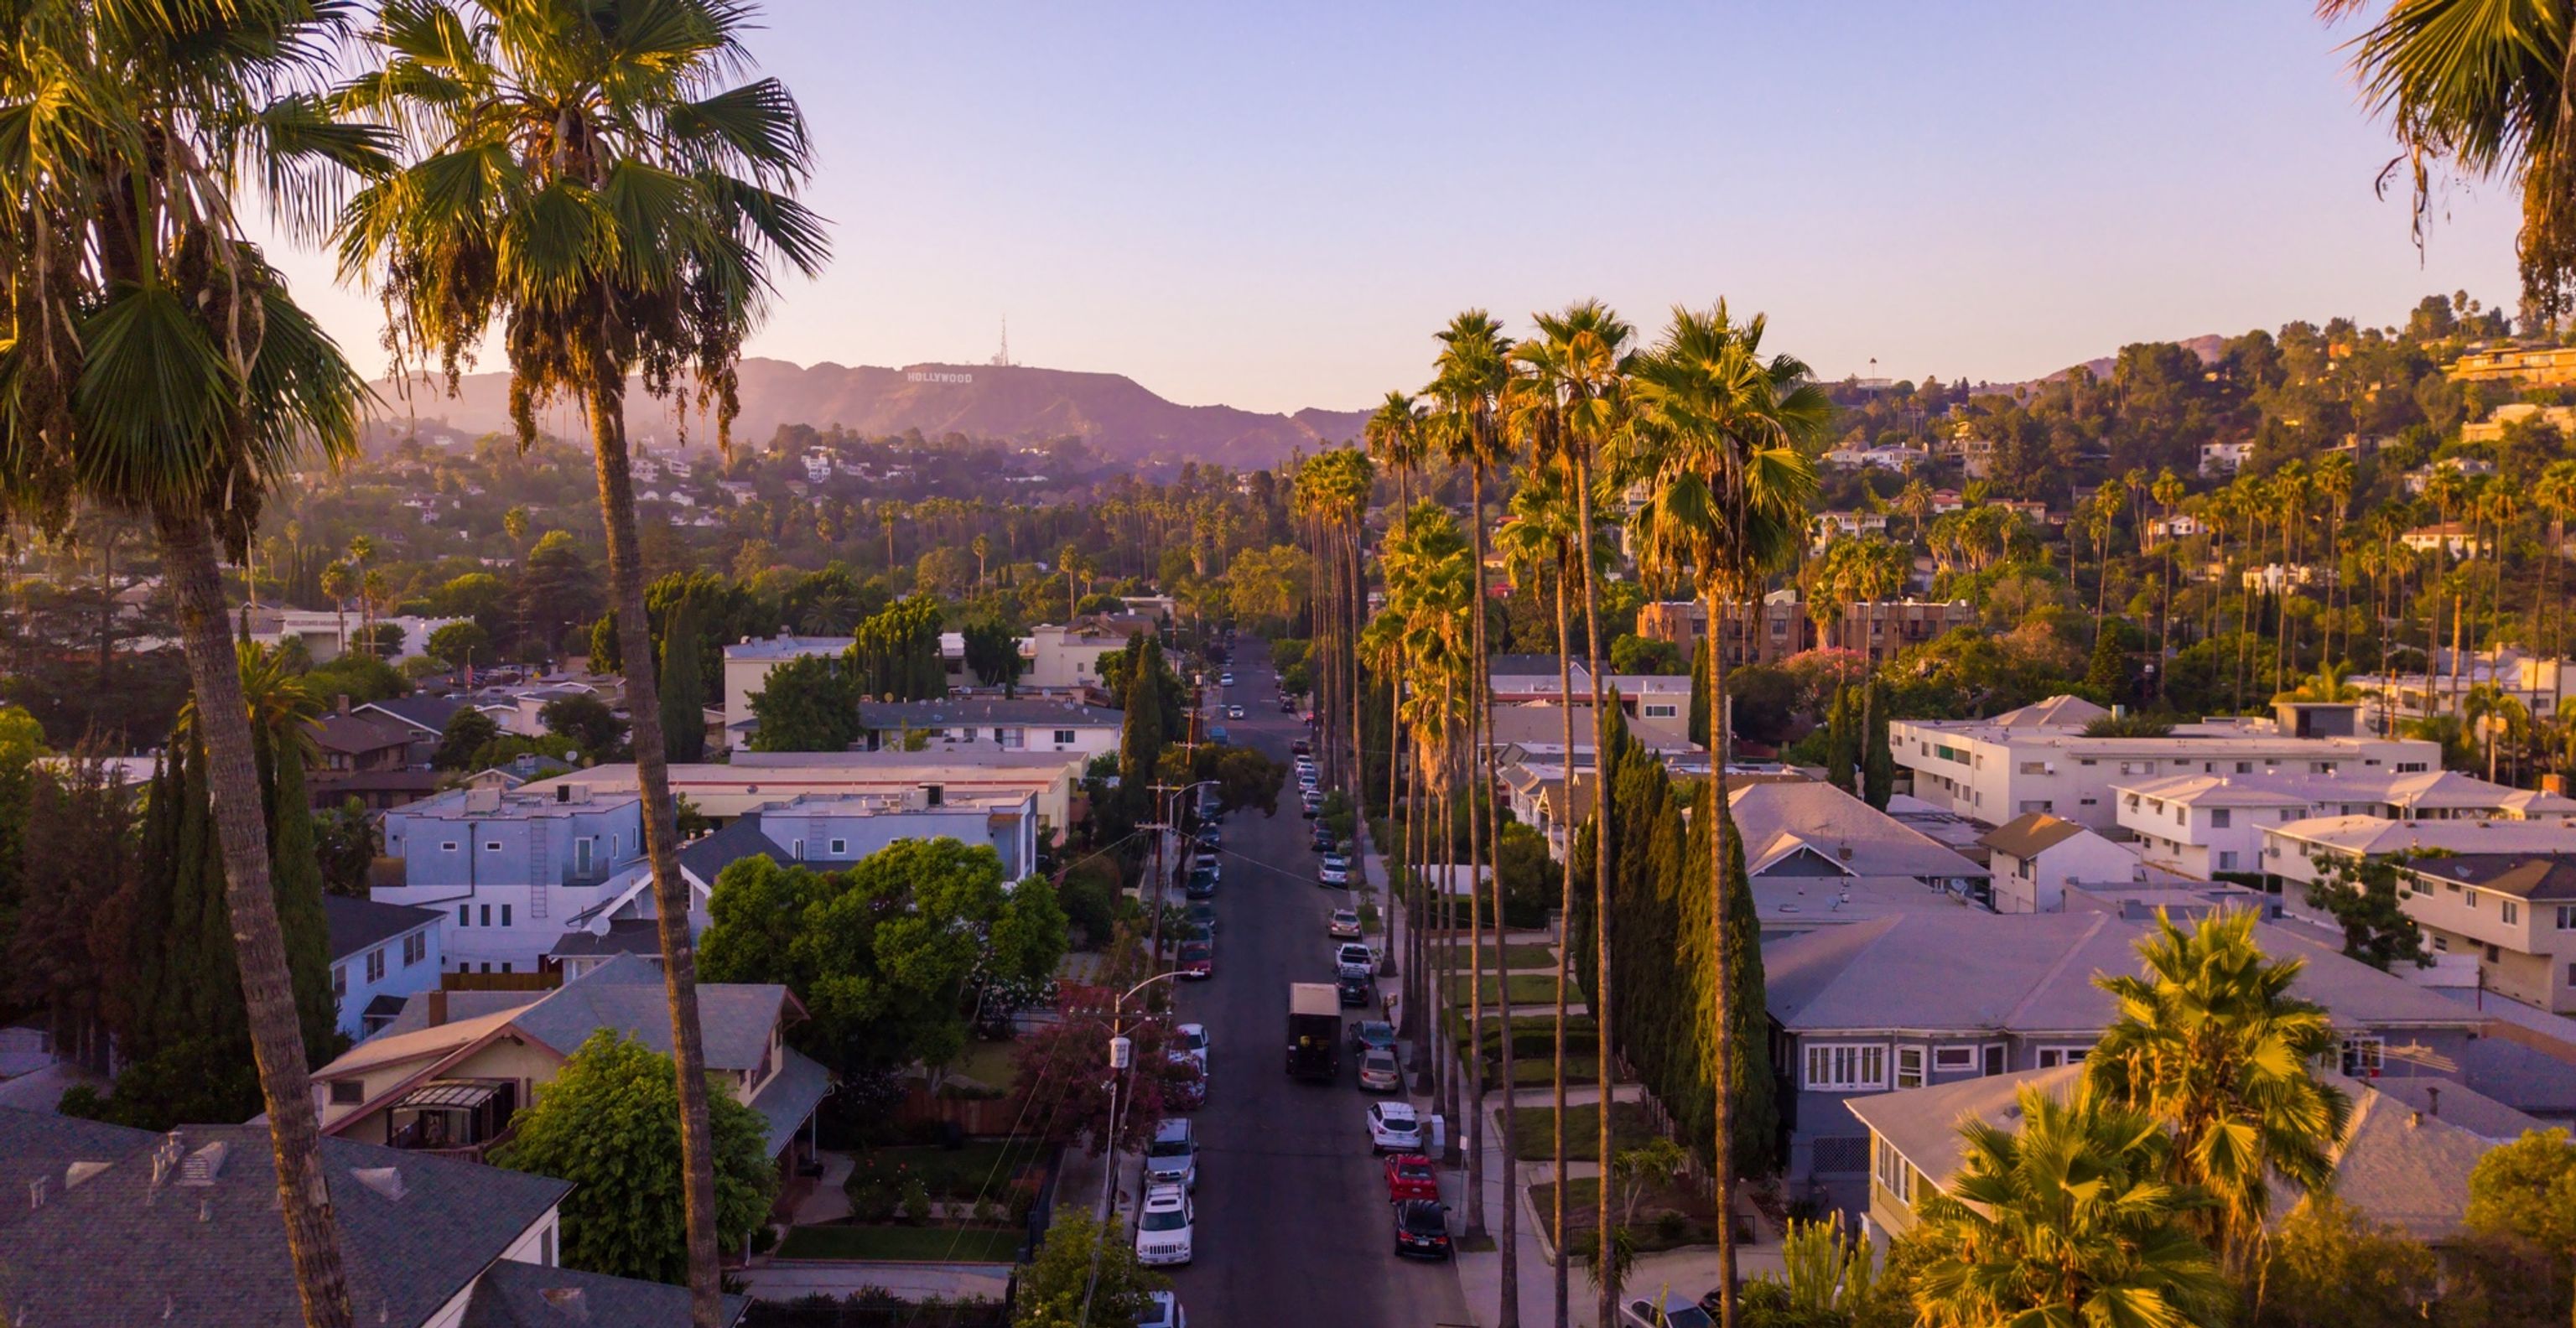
[1763, 910, 2505, 1197]
[1979, 812, 2144, 913]
[1725, 779, 1992, 933]
[324, 895, 445, 1041]
[1847, 1065, 2534, 1247]
[309, 954, 830, 1180]
[0, 1108, 743, 1326]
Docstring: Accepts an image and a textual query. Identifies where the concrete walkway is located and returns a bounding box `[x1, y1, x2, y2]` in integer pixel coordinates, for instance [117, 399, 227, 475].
[791, 1149, 855, 1225]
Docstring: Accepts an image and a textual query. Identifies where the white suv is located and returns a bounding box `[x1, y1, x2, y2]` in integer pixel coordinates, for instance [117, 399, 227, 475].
[1334, 942, 1374, 979]
[1134, 1184, 1195, 1266]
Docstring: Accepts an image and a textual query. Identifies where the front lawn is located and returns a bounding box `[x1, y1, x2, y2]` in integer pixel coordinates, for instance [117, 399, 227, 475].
[943, 1039, 1020, 1092]
[1448, 973, 1560, 1006]
[776, 1223, 1023, 1263]
[1434, 943, 1561, 972]
[1530, 1175, 1748, 1256]
[846, 1142, 1034, 1202]
[1507, 1100, 1654, 1162]
[1483, 1056, 1599, 1090]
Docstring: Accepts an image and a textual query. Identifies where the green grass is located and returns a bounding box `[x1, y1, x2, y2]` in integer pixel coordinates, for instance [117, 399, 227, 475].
[776, 1224, 1022, 1263]
[1433, 943, 1560, 972]
[1529, 1176, 1742, 1255]
[1448, 973, 1561, 1006]
[1446, 1010, 1597, 1045]
[1484, 1056, 1599, 1090]
[1507, 1101, 1654, 1162]
[846, 1143, 1031, 1201]
[943, 1040, 1019, 1092]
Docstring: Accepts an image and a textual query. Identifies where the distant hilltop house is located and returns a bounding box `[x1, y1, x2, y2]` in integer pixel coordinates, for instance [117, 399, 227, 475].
[2460, 403, 2576, 445]
[2403, 453, 2502, 491]
[2402, 522, 2493, 559]
[2199, 439, 2254, 475]
[2446, 341, 2576, 387]
[1821, 442, 1927, 472]
[1636, 594, 1975, 669]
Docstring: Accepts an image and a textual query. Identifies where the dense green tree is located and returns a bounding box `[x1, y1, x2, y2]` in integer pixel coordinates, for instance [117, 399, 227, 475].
[1862, 681, 1894, 810]
[540, 694, 629, 757]
[745, 655, 859, 753]
[697, 840, 1066, 1074]
[2252, 1196, 2442, 1328]
[433, 707, 502, 771]
[658, 596, 706, 765]
[1119, 635, 1171, 826]
[2303, 855, 2433, 971]
[301, 654, 411, 706]
[849, 594, 946, 700]
[425, 621, 492, 670]
[492, 1030, 776, 1285]
[5, 755, 132, 1076]
[313, 799, 379, 898]
[962, 619, 1023, 687]
[1009, 1210, 1164, 1328]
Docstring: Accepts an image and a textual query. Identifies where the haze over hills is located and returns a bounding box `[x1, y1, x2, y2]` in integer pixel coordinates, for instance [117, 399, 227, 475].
[366, 358, 1373, 467]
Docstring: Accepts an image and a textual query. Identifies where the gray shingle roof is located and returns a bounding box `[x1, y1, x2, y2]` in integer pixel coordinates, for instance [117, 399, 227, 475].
[322, 895, 444, 962]
[546, 917, 671, 959]
[1728, 781, 1988, 881]
[677, 816, 783, 884]
[360, 694, 467, 735]
[2410, 853, 2576, 901]
[462, 1257, 745, 1328]
[750, 1046, 834, 1158]
[509, 954, 790, 1071]
[0, 1108, 569, 1328]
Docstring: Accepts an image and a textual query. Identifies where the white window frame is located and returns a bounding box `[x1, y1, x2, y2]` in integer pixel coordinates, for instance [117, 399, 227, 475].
[2502, 900, 2521, 925]
[1932, 1045, 1977, 1073]
[1804, 1042, 1888, 1092]
[2342, 1036, 2384, 1076]
[2557, 905, 2576, 930]
[2035, 1045, 2092, 1069]
[1873, 1134, 1914, 1204]
[1895, 1045, 1926, 1089]
[830, 838, 848, 857]
[1643, 703, 1679, 719]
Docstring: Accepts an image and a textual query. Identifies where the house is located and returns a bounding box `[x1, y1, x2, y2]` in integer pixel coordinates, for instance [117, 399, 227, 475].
[1846, 1066, 2529, 1245]
[325, 896, 446, 1041]
[2402, 522, 2493, 558]
[1763, 910, 2502, 1191]
[2405, 451, 2506, 485]
[1021, 620, 1154, 690]
[2447, 342, 2576, 386]
[527, 749, 1086, 838]
[2200, 439, 2254, 475]
[1978, 812, 2146, 913]
[2267, 819, 2576, 1014]
[1483, 657, 1696, 714]
[0, 1108, 743, 1326]
[2144, 513, 2204, 544]
[1634, 595, 1976, 669]
[1810, 511, 1890, 550]
[2352, 651, 2576, 727]
[1723, 778, 1992, 931]
[722, 632, 853, 728]
[2117, 768, 2576, 880]
[853, 697, 1124, 759]
[1891, 698, 2442, 831]
[313, 953, 829, 1180]
[375, 784, 648, 975]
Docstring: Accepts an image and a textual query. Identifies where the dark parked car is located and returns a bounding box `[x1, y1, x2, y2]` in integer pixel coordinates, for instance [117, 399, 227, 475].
[1348, 1019, 1396, 1055]
[1185, 869, 1218, 900]
[1392, 1199, 1452, 1259]
[1336, 973, 1373, 1007]
[1178, 943, 1213, 979]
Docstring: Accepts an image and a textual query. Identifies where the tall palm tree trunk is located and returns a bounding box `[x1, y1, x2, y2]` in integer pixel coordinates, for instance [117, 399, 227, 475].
[1471, 468, 1516, 1316]
[157, 506, 356, 1328]
[1702, 581, 1742, 1328]
[1574, 462, 1617, 1328]
[1550, 563, 1577, 1327]
[589, 386, 725, 1328]
[1458, 677, 1488, 1241]
[1351, 522, 1369, 808]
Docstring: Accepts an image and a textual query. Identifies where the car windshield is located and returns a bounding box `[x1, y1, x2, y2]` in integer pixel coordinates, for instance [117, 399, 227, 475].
[1148, 1136, 1189, 1158]
[1182, 946, 1208, 960]
[1380, 1115, 1416, 1135]
[1140, 1206, 1189, 1232]
[1659, 1309, 1715, 1328]
[1396, 1161, 1433, 1182]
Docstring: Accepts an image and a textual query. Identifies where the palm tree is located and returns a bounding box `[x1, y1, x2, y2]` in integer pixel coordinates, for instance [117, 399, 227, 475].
[1365, 391, 1430, 513]
[346, 534, 377, 659]
[0, 3, 385, 1321]
[1623, 302, 1826, 1328]
[2329, 0, 2576, 323]
[1896, 475, 1936, 546]
[338, 6, 827, 1322]
[2151, 468, 2186, 697]
[1910, 1083, 2231, 1328]
[1383, 500, 1472, 1138]
[320, 562, 356, 658]
[2537, 459, 2576, 726]
[1508, 300, 1635, 1325]
[2085, 910, 2352, 1276]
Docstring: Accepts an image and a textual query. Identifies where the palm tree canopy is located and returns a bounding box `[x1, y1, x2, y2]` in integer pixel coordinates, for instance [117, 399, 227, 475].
[335, 0, 831, 448]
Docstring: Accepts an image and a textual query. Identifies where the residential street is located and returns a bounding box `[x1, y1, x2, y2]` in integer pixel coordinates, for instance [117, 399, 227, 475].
[1157, 639, 1473, 1328]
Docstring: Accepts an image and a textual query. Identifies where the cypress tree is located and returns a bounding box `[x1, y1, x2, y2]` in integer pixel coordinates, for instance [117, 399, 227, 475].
[1688, 639, 1711, 748]
[266, 738, 345, 1065]
[1862, 681, 1894, 810]
[1825, 686, 1856, 792]
[1119, 637, 1167, 825]
[660, 594, 707, 764]
[121, 750, 183, 1058]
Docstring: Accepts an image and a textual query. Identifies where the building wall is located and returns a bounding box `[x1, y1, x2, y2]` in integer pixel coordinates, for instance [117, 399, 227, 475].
[1892, 726, 2440, 831]
[319, 1035, 564, 1140]
[723, 640, 852, 725]
[332, 922, 445, 1041]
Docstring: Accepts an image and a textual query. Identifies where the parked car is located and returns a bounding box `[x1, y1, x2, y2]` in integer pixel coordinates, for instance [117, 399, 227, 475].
[1291, 738, 1311, 755]
[1318, 859, 1350, 887]
[1334, 943, 1374, 978]
[1367, 1101, 1423, 1153]
[1280, 695, 1297, 713]
[1136, 1291, 1187, 1328]
[1383, 1153, 1438, 1203]
[1186, 904, 1219, 936]
[1135, 1184, 1195, 1266]
[1311, 830, 1337, 854]
[1619, 1294, 1715, 1328]
[1209, 725, 1229, 744]
[1185, 869, 1217, 900]
[1357, 1049, 1402, 1092]
[1337, 973, 1373, 1007]
[1144, 1118, 1198, 1191]
[1174, 1022, 1210, 1069]
[1227, 704, 1245, 719]
[1301, 799, 1320, 821]
[1178, 942, 1214, 979]
[1327, 909, 1362, 939]
[1219, 672, 1235, 687]
[1192, 824, 1220, 848]
[1348, 1020, 1396, 1056]
[1391, 1198, 1452, 1259]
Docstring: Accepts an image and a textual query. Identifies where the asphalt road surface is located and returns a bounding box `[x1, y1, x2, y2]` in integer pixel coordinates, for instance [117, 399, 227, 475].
[1159, 638, 1472, 1328]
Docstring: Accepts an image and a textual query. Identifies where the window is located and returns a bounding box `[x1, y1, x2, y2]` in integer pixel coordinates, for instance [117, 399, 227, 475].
[500, 962, 513, 974]
[2340, 1037, 2383, 1076]
[479, 905, 491, 927]
[574, 838, 593, 874]
[1982, 1045, 2006, 1076]
[2431, 936, 2449, 952]
[2210, 809, 2231, 829]
[1873, 1135, 1914, 1205]
[1933, 1046, 1976, 1072]
[500, 905, 512, 927]
[2020, 761, 2047, 775]
[458, 905, 470, 926]
[484, 841, 501, 853]
[792, 838, 805, 859]
[1644, 703, 1678, 719]
[2018, 800, 2053, 814]
[2567, 962, 2576, 988]
[2036, 1046, 2090, 1069]
[2502, 900, 2521, 925]
[441, 841, 460, 853]
[829, 838, 847, 856]
[1804, 1043, 1887, 1092]
[2558, 905, 2576, 930]
[2175, 806, 2187, 825]
[2397, 761, 2428, 773]
[2465, 890, 2480, 910]
[329, 1079, 363, 1106]
[924, 785, 945, 807]
[402, 932, 426, 967]
[1054, 729, 1076, 745]
[1896, 1046, 1925, 1089]
[365, 947, 386, 983]
[543, 1226, 556, 1268]
[2218, 851, 2239, 871]
[332, 965, 347, 999]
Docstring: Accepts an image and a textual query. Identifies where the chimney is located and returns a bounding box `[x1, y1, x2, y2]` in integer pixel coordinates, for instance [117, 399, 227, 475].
[2426, 1085, 2441, 1118]
[337, 693, 352, 717]
[538, 1287, 590, 1320]
[427, 989, 449, 1028]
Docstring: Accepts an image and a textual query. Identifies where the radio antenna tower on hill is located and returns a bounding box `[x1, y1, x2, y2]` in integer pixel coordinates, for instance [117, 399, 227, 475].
[990, 317, 1015, 368]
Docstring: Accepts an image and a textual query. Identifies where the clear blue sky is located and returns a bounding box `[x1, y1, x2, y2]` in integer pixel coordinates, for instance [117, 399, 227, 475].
[273, 1, 2526, 416]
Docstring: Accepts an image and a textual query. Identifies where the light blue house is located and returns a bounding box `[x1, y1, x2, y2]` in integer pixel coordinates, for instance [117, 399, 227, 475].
[374, 784, 649, 976]
[322, 895, 445, 1041]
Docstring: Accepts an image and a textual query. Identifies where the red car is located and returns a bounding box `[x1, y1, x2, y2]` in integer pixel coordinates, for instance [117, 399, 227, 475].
[1178, 942, 1214, 979]
[1384, 1153, 1438, 1203]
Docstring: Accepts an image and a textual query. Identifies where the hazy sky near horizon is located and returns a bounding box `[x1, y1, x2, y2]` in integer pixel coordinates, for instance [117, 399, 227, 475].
[274, 1, 2529, 417]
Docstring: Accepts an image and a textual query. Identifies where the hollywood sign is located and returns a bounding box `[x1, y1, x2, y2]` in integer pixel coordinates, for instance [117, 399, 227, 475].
[907, 371, 974, 385]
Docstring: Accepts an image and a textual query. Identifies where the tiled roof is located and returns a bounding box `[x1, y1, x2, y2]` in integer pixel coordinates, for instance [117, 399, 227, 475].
[321, 895, 443, 962]
[0, 1109, 569, 1328]
[462, 1258, 745, 1328]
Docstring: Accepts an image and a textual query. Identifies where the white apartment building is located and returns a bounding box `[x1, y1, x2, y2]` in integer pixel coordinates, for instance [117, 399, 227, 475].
[720, 630, 972, 726]
[854, 697, 1124, 760]
[2119, 768, 2576, 879]
[2355, 651, 2576, 727]
[1891, 698, 2443, 833]
[522, 749, 1089, 838]
[1979, 812, 2149, 914]
[1020, 621, 1153, 690]
[2265, 814, 2576, 1013]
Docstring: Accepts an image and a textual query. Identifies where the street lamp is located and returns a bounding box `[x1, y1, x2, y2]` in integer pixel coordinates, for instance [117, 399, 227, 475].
[1079, 967, 1187, 1328]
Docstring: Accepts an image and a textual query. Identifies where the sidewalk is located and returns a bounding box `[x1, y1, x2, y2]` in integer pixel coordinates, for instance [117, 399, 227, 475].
[735, 1260, 1011, 1305]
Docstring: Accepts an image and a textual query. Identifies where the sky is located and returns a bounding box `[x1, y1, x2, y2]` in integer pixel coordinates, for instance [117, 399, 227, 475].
[273, 1, 2530, 417]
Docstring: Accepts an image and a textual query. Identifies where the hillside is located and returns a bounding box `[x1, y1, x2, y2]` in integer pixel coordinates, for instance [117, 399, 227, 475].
[365, 358, 1371, 467]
